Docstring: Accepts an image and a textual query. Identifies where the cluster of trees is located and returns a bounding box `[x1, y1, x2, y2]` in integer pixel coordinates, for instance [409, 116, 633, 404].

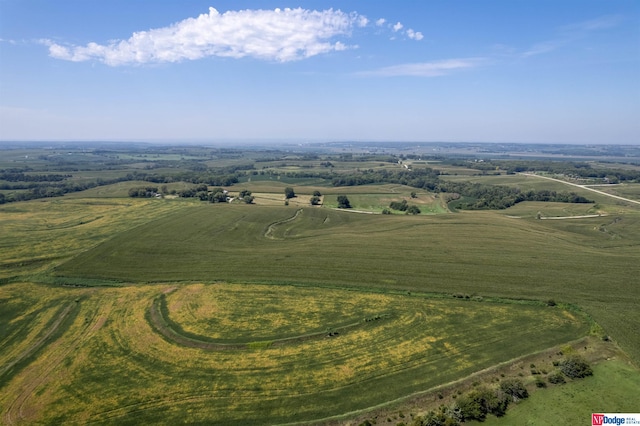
[310, 190, 322, 205]
[177, 184, 209, 199]
[238, 189, 254, 204]
[403, 379, 528, 426]
[142, 170, 241, 186]
[328, 167, 593, 210]
[330, 167, 441, 188]
[558, 354, 593, 379]
[177, 185, 254, 204]
[178, 185, 228, 203]
[337, 195, 351, 209]
[128, 187, 159, 198]
[388, 199, 421, 215]
[440, 181, 592, 210]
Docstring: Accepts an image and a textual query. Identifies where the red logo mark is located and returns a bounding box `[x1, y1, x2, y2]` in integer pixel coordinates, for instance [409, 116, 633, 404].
[592, 414, 604, 426]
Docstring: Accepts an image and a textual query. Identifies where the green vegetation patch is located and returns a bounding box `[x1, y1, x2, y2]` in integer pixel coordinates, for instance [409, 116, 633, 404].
[478, 358, 640, 425]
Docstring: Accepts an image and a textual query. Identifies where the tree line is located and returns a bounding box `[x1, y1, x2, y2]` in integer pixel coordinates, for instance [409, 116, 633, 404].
[326, 167, 593, 210]
[0, 171, 71, 182]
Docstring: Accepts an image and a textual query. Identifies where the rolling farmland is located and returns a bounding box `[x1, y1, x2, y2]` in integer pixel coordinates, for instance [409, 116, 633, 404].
[1, 144, 639, 424]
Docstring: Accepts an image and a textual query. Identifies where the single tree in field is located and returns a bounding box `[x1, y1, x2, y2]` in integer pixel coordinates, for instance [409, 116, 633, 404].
[310, 196, 321, 205]
[406, 205, 421, 215]
[209, 191, 227, 203]
[284, 187, 296, 199]
[313, 190, 322, 196]
[238, 189, 254, 204]
[337, 195, 351, 209]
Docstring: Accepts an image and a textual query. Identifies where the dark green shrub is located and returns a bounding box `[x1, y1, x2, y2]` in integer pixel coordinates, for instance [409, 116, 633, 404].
[535, 376, 547, 388]
[406, 205, 421, 215]
[454, 387, 508, 422]
[548, 371, 566, 384]
[500, 378, 529, 402]
[560, 354, 593, 378]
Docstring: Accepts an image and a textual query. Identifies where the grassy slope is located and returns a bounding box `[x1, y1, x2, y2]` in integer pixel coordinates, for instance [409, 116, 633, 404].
[54, 203, 640, 363]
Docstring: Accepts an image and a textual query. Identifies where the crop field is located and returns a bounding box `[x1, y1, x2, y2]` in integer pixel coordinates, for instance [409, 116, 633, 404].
[0, 281, 587, 425]
[48, 200, 640, 362]
[0, 197, 188, 280]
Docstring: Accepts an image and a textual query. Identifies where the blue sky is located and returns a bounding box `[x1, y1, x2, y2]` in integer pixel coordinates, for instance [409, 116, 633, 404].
[1, 1, 638, 144]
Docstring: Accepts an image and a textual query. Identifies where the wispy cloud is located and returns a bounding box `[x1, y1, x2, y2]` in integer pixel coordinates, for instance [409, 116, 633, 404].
[560, 14, 623, 32]
[43, 7, 423, 66]
[357, 58, 484, 77]
[522, 14, 623, 58]
[392, 22, 404, 32]
[522, 40, 562, 57]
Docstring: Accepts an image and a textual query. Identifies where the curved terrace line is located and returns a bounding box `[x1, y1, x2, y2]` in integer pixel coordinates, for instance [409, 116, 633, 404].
[264, 208, 303, 239]
[147, 294, 389, 350]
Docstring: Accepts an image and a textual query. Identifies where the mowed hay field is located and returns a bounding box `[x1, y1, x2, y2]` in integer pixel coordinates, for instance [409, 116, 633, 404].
[0, 282, 587, 425]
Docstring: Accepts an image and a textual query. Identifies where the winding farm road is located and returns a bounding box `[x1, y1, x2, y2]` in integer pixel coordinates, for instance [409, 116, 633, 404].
[520, 173, 640, 206]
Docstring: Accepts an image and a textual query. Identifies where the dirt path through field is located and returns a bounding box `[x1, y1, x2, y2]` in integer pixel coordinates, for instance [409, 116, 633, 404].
[540, 214, 605, 220]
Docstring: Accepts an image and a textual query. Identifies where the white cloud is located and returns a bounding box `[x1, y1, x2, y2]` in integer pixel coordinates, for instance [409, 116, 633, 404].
[392, 22, 404, 32]
[375, 18, 386, 27]
[406, 29, 424, 41]
[357, 58, 484, 77]
[45, 7, 369, 66]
